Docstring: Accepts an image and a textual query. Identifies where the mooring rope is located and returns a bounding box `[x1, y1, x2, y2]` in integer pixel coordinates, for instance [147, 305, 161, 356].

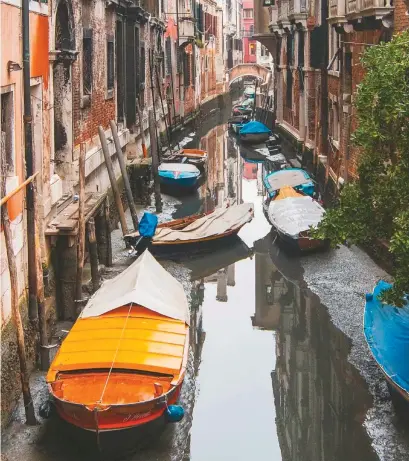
[98, 302, 133, 405]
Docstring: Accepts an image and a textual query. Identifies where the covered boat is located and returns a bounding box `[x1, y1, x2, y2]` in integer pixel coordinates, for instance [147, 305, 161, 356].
[158, 162, 201, 190]
[125, 203, 254, 254]
[46, 250, 189, 442]
[364, 281, 409, 418]
[239, 121, 272, 144]
[244, 87, 256, 99]
[162, 149, 207, 171]
[266, 186, 327, 251]
[264, 168, 315, 198]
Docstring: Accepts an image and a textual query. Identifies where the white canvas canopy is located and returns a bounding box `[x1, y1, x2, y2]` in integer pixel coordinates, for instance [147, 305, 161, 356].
[80, 250, 190, 324]
[151, 203, 253, 243]
[268, 196, 325, 238]
[158, 163, 200, 174]
[266, 169, 311, 191]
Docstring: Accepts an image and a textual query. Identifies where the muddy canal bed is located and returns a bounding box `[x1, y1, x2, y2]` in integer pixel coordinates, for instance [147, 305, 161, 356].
[3, 101, 409, 461]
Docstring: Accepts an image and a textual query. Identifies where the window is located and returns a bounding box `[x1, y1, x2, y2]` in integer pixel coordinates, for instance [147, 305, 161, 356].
[249, 25, 254, 36]
[286, 68, 293, 108]
[1, 91, 14, 175]
[82, 28, 93, 96]
[165, 37, 172, 75]
[298, 31, 304, 68]
[330, 102, 340, 142]
[107, 35, 114, 95]
[243, 9, 253, 18]
[250, 43, 256, 55]
[287, 33, 293, 66]
[328, 26, 340, 72]
[183, 51, 192, 86]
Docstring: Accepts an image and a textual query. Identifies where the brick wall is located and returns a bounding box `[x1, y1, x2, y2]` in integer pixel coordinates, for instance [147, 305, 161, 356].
[394, 0, 409, 33]
[72, 0, 116, 149]
[346, 29, 381, 177]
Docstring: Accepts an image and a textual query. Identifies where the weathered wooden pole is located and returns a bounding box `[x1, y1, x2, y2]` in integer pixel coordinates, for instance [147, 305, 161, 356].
[0, 151, 37, 425]
[75, 143, 86, 305]
[136, 98, 148, 158]
[110, 121, 139, 231]
[148, 109, 163, 213]
[98, 126, 128, 236]
[35, 203, 49, 370]
[87, 218, 100, 292]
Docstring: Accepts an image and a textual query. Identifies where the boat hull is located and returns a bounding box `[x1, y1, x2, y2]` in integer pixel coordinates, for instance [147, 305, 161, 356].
[159, 175, 199, 188]
[275, 229, 328, 253]
[239, 132, 270, 144]
[133, 230, 246, 257]
[52, 380, 183, 434]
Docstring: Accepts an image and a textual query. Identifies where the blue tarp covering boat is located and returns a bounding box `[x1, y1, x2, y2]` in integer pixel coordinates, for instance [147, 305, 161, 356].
[364, 281, 409, 414]
[158, 163, 201, 190]
[239, 121, 272, 144]
[239, 121, 271, 135]
[263, 168, 315, 198]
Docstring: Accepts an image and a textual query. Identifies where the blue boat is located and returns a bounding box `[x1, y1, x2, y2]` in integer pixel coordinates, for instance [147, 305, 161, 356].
[239, 121, 272, 144]
[263, 168, 315, 198]
[158, 163, 201, 190]
[364, 281, 409, 418]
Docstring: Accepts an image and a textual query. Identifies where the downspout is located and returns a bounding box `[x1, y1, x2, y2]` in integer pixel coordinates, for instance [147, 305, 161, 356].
[22, 0, 38, 321]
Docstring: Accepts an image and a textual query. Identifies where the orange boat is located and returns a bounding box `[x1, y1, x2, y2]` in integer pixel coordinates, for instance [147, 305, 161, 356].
[46, 250, 189, 443]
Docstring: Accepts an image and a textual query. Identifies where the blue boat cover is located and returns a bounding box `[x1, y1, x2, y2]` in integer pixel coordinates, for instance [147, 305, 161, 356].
[239, 121, 271, 135]
[364, 280, 409, 394]
[138, 212, 158, 238]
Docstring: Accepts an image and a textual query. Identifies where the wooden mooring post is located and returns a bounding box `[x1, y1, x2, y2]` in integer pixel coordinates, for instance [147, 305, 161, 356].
[110, 120, 139, 231]
[98, 126, 128, 236]
[148, 109, 163, 213]
[87, 218, 100, 292]
[0, 148, 37, 425]
[75, 143, 86, 306]
[136, 98, 148, 158]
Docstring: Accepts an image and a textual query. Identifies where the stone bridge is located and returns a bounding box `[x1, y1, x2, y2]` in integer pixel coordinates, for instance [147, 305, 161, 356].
[227, 63, 271, 87]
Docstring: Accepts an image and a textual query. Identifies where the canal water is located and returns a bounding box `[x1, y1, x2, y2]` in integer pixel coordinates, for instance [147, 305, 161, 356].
[4, 95, 402, 461]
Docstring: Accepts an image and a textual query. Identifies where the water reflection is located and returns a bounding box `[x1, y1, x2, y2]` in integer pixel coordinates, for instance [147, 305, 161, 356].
[252, 235, 378, 461]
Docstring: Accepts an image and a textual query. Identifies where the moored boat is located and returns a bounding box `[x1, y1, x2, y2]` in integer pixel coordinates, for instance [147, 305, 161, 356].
[263, 168, 315, 198]
[46, 250, 190, 448]
[239, 121, 272, 144]
[266, 186, 327, 252]
[364, 281, 409, 419]
[124, 203, 254, 255]
[162, 149, 207, 171]
[158, 163, 201, 191]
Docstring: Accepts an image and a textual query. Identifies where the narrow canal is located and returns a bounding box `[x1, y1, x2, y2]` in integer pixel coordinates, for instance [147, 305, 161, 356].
[3, 96, 409, 461]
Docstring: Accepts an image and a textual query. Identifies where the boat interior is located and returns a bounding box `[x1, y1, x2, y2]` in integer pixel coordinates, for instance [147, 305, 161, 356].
[47, 305, 188, 407]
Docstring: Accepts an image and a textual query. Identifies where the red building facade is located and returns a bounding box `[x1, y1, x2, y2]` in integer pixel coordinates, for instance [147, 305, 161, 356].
[243, 0, 257, 63]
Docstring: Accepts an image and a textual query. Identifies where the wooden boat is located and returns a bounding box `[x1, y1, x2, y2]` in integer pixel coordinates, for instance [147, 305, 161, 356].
[265, 186, 327, 252]
[239, 121, 272, 144]
[46, 250, 190, 445]
[364, 281, 409, 419]
[158, 163, 201, 191]
[162, 149, 207, 171]
[263, 168, 315, 198]
[124, 203, 254, 254]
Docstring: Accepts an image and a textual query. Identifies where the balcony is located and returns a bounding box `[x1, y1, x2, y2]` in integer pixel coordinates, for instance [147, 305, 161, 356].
[346, 0, 394, 21]
[277, 0, 291, 30]
[288, 0, 307, 25]
[328, 0, 347, 24]
[178, 18, 195, 45]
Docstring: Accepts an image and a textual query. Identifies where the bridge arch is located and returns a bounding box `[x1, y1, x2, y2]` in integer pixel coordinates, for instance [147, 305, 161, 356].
[227, 64, 271, 87]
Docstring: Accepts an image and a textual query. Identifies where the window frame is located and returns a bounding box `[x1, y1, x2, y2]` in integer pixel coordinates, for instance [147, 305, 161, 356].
[0, 87, 15, 176]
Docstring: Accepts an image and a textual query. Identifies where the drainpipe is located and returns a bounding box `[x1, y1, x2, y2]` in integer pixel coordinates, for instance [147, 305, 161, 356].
[22, 0, 38, 321]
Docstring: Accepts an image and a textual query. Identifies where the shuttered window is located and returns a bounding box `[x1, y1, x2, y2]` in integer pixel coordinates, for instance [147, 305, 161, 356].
[165, 37, 172, 75]
[82, 28, 93, 95]
[107, 34, 114, 92]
